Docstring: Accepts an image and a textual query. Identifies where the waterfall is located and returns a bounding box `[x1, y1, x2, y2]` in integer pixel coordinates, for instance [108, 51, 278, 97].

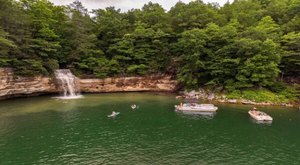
[54, 69, 82, 99]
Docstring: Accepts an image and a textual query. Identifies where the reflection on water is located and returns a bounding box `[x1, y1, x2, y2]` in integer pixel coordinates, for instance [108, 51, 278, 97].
[249, 117, 273, 125]
[0, 93, 299, 164]
[176, 111, 216, 120]
[0, 98, 83, 117]
[0, 93, 176, 117]
[52, 95, 84, 100]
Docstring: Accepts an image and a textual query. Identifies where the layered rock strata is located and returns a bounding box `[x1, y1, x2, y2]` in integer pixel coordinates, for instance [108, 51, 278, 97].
[0, 68, 178, 100]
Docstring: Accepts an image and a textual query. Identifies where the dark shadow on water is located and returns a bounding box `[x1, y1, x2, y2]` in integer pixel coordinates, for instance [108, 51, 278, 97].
[176, 111, 216, 120]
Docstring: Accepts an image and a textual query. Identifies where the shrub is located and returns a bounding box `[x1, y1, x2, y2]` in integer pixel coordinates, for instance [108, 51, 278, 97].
[226, 88, 297, 103]
[226, 90, 242, 99]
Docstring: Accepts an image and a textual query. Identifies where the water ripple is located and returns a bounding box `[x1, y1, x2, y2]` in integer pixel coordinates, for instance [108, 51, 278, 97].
[0, 94, 299, 164]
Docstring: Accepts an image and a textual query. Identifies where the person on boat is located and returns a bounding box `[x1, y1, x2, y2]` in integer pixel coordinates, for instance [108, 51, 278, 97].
[251, 107, 258, 115]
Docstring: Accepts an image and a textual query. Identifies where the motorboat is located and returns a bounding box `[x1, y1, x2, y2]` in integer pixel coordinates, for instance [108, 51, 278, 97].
[175, 103, 218, 113]
[248, 110, 273, 121]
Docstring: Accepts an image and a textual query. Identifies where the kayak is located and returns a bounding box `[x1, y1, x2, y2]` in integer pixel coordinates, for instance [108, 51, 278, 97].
[107, 112, 120, 117]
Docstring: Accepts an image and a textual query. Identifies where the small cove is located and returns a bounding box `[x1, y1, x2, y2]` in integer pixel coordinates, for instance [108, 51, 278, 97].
[0, 93, 299, 164]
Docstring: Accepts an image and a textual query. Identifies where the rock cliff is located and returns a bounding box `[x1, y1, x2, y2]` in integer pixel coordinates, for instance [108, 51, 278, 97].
[0, 68, 179, 100]
[0, 68, 58, 99]
[80, 76, 178, 93]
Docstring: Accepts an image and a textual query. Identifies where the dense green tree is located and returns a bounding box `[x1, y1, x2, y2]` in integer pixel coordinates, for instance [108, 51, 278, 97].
[0, 27, 16, 66]
[0, 0, 298, 92]
[169, 0, 220, 32]
[220, 0, 264, 27]
[280, 32, 300, 77]
[50, 5, 72, 68]
[240, 16, 281, 44]
[140, 2, 171, 32]
[21, 0, 61, 73]
[176, 28, 209, 88]
[205, 21, 240, 86]
[93, 7, 130, 56]
[235, 39, 281, 88]
[0, 0, 36, 75]
[66, 1, 105, 76]
[108, 22, 170, 76]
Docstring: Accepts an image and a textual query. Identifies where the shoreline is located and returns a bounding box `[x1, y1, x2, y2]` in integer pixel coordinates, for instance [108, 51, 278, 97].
[0, 68, 298, 107]
[176, 98, 298, 108]
[176, 90, 299, 108]
[0, 91, 299, 108]
[211, 98, 297, 107]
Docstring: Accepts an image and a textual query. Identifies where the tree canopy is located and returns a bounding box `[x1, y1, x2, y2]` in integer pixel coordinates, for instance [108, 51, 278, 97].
[0, 0, 299, 91]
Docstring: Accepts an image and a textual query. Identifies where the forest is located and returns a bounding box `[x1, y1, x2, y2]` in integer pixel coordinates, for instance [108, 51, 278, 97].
[0, 0, 299, 102]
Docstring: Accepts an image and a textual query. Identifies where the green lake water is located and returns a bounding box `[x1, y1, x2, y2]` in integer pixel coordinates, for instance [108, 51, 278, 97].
[0, 93, 299, 164]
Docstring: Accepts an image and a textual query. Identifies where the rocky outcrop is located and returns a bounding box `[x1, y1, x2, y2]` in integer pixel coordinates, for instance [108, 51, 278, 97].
[0, 68, 179, 100]
[0, 68, 58, 99]
[79, 75, 178, 93]
[0, 68, 297, 107]
[179, 89, 298, 107]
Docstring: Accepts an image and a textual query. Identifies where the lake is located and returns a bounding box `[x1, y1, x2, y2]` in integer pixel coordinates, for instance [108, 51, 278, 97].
[0, 93, 299, 164]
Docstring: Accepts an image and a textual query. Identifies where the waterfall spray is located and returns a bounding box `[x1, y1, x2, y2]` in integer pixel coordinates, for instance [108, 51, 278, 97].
[54, 69, 82, 99]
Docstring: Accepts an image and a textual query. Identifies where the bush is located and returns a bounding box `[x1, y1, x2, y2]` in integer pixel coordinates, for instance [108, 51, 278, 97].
[269, 81, 287, 93]
[278, 87, 298, 101]
[13, 59, 48, 76]
[127, 64, 148, 75]
[226, 88, 298, 103]
[45, 59, 59, 73]
[226, 90, 242, 99]
[242, 90, 278, 103]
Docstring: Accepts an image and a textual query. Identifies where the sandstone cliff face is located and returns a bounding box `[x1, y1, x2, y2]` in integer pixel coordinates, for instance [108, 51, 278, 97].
[0, 68, 58, 99]
[80, 76, 178, 93]
[0, 68, 178, 100]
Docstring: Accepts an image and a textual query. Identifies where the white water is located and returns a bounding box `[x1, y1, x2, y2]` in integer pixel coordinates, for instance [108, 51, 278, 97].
[54, 69, 82, 99]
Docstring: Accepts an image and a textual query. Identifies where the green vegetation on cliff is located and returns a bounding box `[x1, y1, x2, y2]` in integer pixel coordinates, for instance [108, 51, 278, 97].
[0, 0, 299, 102]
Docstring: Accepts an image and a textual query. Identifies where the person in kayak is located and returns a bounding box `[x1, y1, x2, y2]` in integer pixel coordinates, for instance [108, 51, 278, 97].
[111, 111, 117, 116]
[131, 104, 137, 109]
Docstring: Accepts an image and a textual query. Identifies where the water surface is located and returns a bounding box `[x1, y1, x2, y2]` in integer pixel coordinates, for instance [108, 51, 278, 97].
[0, 93, 299, 164]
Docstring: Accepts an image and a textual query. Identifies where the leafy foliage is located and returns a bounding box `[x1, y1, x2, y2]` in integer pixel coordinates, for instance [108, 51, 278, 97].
[0, 0, 298, 98]
[226, 88, 298, 103]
